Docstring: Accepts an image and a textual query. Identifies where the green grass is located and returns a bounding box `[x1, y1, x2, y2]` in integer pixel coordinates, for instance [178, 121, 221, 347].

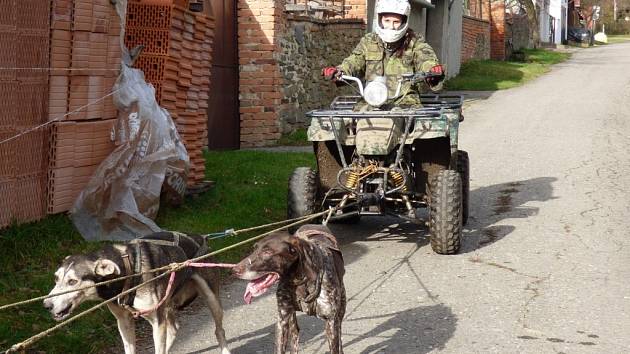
[445, 48, 571, 91]
[275, 128, 310, 146]
[0, 150, 315, 353]
[607, 35, 630, 44]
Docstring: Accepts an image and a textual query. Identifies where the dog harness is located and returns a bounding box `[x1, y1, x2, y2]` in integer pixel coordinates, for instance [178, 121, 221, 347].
[117, 231, 203, 311]
[293, 228, 341, 308]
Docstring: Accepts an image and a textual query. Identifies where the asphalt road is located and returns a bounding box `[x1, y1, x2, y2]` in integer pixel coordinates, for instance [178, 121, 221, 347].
[161, 43, 630, 354]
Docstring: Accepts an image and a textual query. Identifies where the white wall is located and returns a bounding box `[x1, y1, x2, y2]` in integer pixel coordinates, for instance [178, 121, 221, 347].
[539, 0, 551, 43]
[549, 0, 563, 44]
[446, 0, 462, 77]
[539, 0, 565, 44]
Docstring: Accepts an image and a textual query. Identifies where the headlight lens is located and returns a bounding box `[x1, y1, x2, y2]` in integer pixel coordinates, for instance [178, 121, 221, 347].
[364, 80, 388, 107]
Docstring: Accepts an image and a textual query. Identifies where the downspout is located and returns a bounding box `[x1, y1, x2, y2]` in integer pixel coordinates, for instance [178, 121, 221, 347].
[410, 0, 435, 9]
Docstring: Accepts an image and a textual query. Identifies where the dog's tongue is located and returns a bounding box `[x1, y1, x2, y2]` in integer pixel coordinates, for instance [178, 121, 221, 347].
[244, 273, 279, 304]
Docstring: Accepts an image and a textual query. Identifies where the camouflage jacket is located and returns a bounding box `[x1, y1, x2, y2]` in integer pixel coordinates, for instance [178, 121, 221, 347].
[337, 32, 442, 106]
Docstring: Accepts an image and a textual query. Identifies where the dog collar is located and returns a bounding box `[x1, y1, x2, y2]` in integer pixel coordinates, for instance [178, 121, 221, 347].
[118, 248, 138, 310]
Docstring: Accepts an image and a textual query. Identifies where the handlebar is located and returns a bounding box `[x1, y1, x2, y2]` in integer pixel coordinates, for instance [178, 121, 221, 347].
[400, 72, 442, 82]
[340, 75, 364, 96]
[339, 72, 442, 100]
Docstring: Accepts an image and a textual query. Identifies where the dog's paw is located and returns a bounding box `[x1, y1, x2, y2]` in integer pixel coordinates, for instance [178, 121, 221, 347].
[220, 348, 232, 354]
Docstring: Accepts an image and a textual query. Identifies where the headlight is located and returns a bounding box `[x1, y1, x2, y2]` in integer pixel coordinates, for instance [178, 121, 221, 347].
[364, 77, 388, 107]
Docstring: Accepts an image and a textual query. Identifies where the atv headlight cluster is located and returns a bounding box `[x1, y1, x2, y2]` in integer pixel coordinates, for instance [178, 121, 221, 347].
[364, 76, 388, 107]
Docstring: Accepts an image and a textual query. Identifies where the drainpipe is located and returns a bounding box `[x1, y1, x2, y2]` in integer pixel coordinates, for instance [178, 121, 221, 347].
[410, 0, 435, 8]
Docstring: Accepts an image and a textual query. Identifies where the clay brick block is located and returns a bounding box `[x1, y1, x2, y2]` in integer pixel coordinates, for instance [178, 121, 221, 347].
[18, 81, 48, 127]
[125, 28, 170, 55]
[0, 81, 17, 127]
[14, 128, 49, 175]
[0, 177, 15, 227]
[0, 0, 16, 31]
[51, 0, 73, 31]
[17, 0, 49, 35]
[0, 31, 16, 81]
[126, 3, 172, 29]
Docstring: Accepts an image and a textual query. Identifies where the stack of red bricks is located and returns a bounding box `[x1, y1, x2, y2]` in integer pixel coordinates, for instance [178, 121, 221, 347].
[0, 0, 51, 227]
[47, 120, 116, 214]
[47, 0, 121, 215]
[125, 0, 214, 186]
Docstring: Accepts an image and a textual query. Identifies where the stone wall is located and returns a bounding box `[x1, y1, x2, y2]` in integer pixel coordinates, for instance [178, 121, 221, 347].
[276, 17, 364, 132]
[461, 16, 491, 62]
[506, 13, 529, 51]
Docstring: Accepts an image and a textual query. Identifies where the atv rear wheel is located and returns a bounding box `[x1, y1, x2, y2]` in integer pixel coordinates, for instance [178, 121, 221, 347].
[428, 170, 463, 254]
[287, 167, 319, 233]
[455, 150, 470, 225]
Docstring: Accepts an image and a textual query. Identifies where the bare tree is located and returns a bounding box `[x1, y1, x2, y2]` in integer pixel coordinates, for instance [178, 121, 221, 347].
[505, 0, 540, 48]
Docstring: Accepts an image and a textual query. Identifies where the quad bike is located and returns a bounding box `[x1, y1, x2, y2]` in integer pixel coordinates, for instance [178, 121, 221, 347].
[287, 72, 469, 254]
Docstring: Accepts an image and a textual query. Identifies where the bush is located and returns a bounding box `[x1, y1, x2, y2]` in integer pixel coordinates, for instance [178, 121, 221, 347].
[604, 21, 630, 35]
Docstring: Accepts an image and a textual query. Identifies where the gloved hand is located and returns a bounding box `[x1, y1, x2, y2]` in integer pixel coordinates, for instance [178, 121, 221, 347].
[322, 66, 342, 81]
[426, 64, 445, 86]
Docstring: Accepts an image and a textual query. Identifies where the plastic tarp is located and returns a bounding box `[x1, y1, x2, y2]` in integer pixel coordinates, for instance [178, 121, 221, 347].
[70, 0, 189, 241]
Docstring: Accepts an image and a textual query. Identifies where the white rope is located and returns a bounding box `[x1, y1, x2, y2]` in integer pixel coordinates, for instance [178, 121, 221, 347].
[0, 87, 124, 146]
[0, 68, 120, 71]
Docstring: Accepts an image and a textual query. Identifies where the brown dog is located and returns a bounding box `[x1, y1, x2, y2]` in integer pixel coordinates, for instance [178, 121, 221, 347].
[232, 224, 346, 354]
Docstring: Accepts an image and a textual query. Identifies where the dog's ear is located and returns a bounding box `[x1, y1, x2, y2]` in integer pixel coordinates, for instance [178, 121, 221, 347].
[94, 259, 121, 277]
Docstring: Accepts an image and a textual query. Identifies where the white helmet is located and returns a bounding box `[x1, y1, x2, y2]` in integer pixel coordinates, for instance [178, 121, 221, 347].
[373, 0, 411, 43]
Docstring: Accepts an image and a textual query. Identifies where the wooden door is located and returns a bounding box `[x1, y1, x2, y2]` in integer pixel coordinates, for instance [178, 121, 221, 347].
[207, 0, 239, 149]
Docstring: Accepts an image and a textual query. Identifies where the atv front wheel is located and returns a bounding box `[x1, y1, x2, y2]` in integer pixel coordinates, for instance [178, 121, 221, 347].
[287, 167, 319, 233]
[428, 170, 463, 254]
[455, 150, 470, 225]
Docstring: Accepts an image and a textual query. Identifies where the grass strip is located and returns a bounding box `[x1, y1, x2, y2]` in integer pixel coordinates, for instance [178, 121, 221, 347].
[445, 48, 571, 91]
[606, 34, 630, 44]
[275, 128, 310, 146]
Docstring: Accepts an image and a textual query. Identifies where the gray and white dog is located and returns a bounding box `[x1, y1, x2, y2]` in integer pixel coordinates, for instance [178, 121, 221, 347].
[43, 231, 231, 354]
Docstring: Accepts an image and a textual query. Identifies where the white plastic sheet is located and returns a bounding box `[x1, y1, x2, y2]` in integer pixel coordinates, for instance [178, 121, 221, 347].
[71, 0, 189, 241]
[71, 65, 189, 241]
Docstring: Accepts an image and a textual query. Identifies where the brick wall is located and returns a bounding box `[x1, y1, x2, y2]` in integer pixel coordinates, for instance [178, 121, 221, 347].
[461, 16, 490, 62]
[490, 0, 506, 60]
[237, 0, 287, 147]
[277, 18, 364, 132]
[466, 0, 487, 19]
[344, 0, 367, 21]
[481, 0, 491, 20]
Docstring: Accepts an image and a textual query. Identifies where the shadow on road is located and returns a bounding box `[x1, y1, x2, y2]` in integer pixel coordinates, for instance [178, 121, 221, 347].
[461, 176, 557, 253]
[191, 304, 456, 354]
[327, 176, 557, 254]
[343, 305, 456, 354]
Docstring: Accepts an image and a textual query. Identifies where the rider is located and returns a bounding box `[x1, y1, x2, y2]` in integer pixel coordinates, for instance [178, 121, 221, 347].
[322, 0, 445, 106]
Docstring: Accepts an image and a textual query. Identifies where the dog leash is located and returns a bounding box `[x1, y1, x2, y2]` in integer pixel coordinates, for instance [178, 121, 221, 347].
[3, 209, 329, 353]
